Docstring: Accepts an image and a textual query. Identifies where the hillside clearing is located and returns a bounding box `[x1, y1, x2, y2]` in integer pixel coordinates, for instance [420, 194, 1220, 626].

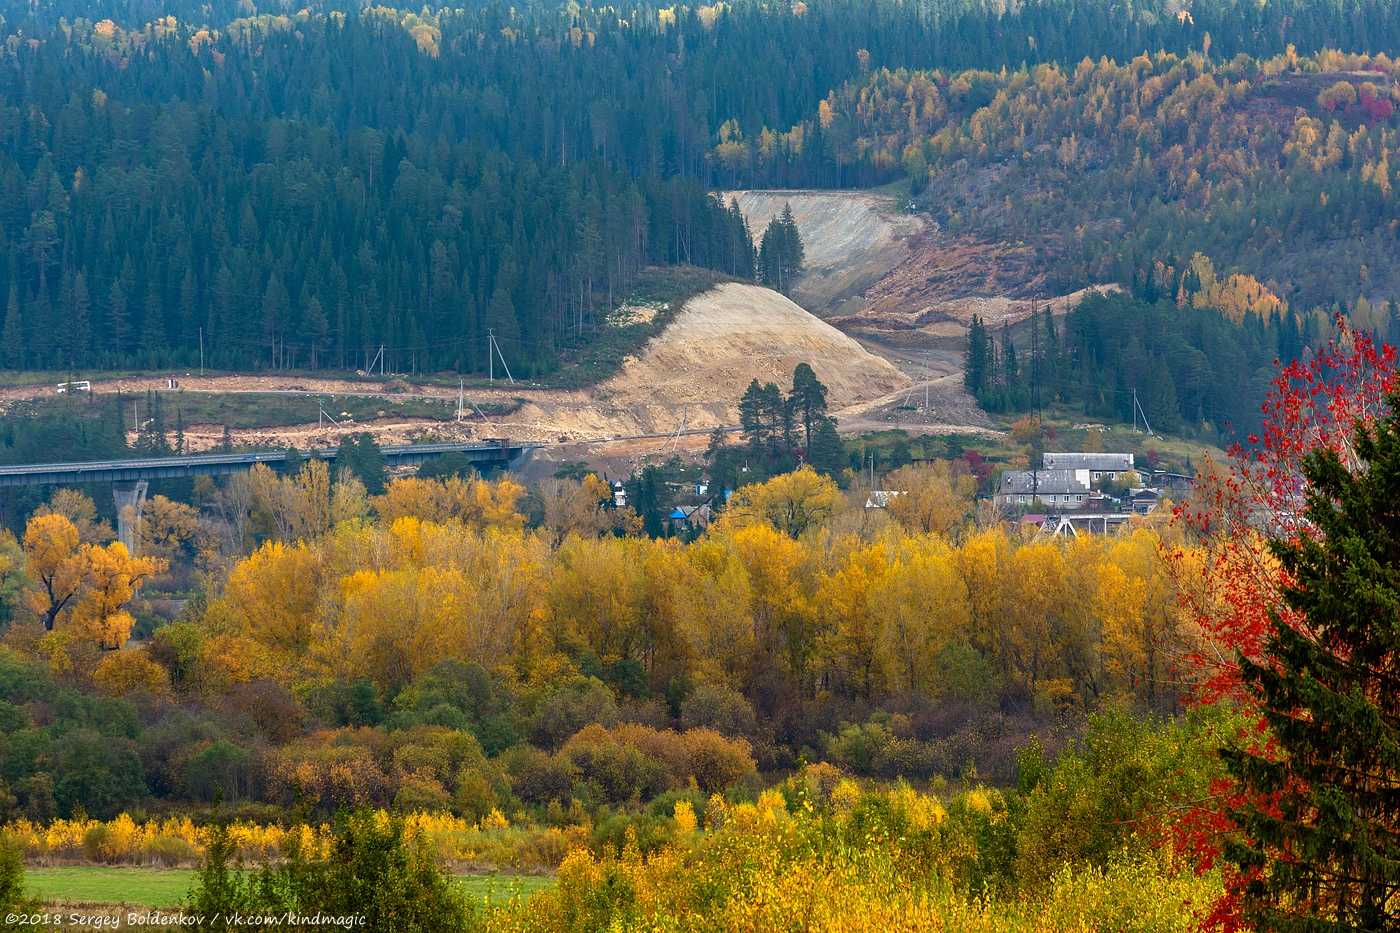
[722, 189, 926, 315]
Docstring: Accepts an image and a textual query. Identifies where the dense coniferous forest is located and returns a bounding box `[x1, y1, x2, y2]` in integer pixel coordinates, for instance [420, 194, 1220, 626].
[967, 292, 1302, 436]
[4, 1, 1400, 377]
[1, 2, 1400, 929]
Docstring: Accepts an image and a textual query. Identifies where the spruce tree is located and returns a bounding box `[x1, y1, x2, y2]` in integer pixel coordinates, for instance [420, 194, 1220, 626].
[1224, 391, 1400, 932]
[738, 379, 771, 451]
[779, 203, 805, 279]
[964, 315, 990, 396]
[788, 363, 829, 458]
[1, 284, 21, 369]
[808, 416, 846, 477]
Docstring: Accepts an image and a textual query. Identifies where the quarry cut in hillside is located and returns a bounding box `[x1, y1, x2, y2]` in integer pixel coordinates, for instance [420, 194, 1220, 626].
[723, 189, 926, 315]
[726, 189, 1115, 336]
[722, 188, 1129, 437]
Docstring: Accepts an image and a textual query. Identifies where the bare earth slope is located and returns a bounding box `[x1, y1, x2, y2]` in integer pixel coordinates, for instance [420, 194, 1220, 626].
[594, 282, 908, 433]
[723, 190, 925, 315]
[725, 189, 1133, 436]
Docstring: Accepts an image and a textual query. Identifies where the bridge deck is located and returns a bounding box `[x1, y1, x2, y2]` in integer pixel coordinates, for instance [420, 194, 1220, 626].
[0, 442, 527, 487]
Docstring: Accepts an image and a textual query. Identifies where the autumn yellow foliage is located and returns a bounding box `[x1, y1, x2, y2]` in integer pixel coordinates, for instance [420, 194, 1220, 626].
[196, 474, 1199, 711]
[489, 781, 1220, 932]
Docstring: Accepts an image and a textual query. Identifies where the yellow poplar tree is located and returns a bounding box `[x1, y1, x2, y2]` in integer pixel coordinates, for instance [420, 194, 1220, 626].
[70, 541, 165, 649]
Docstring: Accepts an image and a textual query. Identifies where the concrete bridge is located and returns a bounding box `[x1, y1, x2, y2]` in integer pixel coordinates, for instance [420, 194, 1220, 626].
[0, 441, 531, 551]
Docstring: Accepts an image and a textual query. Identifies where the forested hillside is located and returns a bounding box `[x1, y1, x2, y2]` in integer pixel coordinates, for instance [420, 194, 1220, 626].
[732, 49, 1400, 313]
[5, 1, 1400, 378]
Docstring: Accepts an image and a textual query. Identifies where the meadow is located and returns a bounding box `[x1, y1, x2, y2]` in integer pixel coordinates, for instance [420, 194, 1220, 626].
[24, 865, 550, 909]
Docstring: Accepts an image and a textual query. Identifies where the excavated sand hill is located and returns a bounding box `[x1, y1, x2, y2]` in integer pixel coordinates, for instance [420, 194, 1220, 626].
[592, 282, 909, 434]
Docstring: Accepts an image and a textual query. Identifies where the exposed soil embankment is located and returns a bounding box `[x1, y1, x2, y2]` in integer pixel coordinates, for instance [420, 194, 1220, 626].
[725, 188, 1121, 437]
[722, 189, 926, 315]
[594, 282, 908, 434]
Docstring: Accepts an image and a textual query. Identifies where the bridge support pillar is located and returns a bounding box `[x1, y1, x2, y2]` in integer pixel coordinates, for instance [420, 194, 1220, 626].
[113, 480, 149, 555]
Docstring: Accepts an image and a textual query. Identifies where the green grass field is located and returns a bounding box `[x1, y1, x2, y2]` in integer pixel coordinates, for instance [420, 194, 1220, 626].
[25, 866, 551, 908]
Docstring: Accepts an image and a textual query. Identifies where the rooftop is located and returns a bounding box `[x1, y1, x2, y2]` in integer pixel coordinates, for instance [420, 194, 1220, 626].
[998, 469, 1091, 496]
[1043, 452, 1134, 471]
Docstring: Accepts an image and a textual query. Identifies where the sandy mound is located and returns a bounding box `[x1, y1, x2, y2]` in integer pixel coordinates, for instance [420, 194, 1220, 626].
[595, 283, 908, 433]
[723, 190, 926, 314]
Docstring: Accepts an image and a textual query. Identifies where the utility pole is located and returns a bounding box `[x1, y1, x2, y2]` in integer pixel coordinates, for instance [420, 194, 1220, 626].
[488, 329, 493, 383]
[199, 327, 204, 377]
[924, 349, 930, 411]
[488, 329, 515, 385]
[456, 378, 465, 423]
[1133, 388, 1155, 437]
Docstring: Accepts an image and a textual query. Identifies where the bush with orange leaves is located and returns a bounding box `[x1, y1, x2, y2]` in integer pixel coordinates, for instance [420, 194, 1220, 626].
[561, 723, 755, 802]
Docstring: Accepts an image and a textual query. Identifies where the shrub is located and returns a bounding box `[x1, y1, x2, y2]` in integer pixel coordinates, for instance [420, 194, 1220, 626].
[81, 822, 113, 862]
[0, 835, 26, 913]
[394, 772, 453, 813]
[563, 730, 668, 805]
[180, 740, 258, 803]
[453, 768, 499, 822]
[530, 677, 618, 750]
[682, 728, 756, 793]
[390, 661, 518, 754]
[51, 729, 147, 818]
[188, 810, 475, 933]
[144, 833, 199, 867]
[679, 683, 758, 738]
[91, 651, 173, 701]
[503, 747, 578, 806]
[558, 724, 756, 800]
[303, 678, 385, 728]
[147, 621, 207, 690]
[390, 726, 488, 787]
[269, 731, 392, 811]
[824, 721, 893, 775]
[221, 679, 306, 742]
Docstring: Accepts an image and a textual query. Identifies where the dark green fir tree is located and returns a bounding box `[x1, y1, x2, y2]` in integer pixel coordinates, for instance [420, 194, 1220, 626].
[1224, 390, 1400, 932]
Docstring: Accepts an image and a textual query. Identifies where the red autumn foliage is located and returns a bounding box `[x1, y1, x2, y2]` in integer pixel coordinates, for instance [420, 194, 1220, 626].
[1359, 85, 1396, 122]
[1169, 318, 1397, 930]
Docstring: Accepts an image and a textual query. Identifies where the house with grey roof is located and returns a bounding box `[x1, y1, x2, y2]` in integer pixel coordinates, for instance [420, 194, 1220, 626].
[994, 468, 1093, 511]
[1042, 452, 1135, 485]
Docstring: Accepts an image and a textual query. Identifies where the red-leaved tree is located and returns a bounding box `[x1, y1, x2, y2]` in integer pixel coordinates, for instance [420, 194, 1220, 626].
[1170, 319, 1397, 929]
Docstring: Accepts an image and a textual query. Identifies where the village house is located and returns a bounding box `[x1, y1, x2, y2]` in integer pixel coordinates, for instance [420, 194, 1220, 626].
[1042, 452, 1135, 485]
[994, 468, 1094, 511]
